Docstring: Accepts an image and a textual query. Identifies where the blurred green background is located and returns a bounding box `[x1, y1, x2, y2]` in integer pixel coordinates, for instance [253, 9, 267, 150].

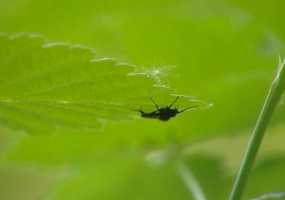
[1, 0, 285, 199]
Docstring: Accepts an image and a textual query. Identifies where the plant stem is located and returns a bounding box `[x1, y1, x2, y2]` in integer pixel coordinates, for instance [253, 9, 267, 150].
[229, 59, 285, 200]
[176, 160, 207, 200]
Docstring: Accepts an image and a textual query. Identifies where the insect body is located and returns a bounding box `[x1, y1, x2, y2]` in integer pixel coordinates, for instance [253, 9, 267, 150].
[134, 96, 197, 121]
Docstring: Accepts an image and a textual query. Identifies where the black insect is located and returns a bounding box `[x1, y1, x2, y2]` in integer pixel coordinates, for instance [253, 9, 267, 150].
[134, 96, 198, 121]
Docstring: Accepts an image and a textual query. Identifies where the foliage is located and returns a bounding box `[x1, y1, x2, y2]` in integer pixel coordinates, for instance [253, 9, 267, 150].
[1, 0, 285, 199]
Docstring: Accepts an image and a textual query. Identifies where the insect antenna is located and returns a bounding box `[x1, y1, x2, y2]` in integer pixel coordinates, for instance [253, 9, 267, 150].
[178, 105, 199, 113]
[168, 96, 180, 108]
[150, 97, 160, 109]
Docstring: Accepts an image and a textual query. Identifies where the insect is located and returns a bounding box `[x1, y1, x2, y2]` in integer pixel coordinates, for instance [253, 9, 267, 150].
[134, 96, 198, 121]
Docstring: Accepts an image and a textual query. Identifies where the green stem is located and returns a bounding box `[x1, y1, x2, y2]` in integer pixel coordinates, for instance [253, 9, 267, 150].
[176, 160, 207, 200]
[229, 59, 285, 200]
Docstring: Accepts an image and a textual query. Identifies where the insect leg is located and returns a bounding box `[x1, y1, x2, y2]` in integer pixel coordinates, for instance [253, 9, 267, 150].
[168, 96, 180, 108]
[150, 97, 160, 109]
[178, 105, 199, 113]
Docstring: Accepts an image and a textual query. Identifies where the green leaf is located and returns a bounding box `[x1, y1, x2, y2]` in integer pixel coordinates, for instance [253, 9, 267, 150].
[0, 33, 183, 134]
[43, 154, 229, 200]
[1, 1, 285, 200]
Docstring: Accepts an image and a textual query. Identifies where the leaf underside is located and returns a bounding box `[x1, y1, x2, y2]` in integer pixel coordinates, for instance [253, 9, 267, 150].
[0, 33, 169, 134]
